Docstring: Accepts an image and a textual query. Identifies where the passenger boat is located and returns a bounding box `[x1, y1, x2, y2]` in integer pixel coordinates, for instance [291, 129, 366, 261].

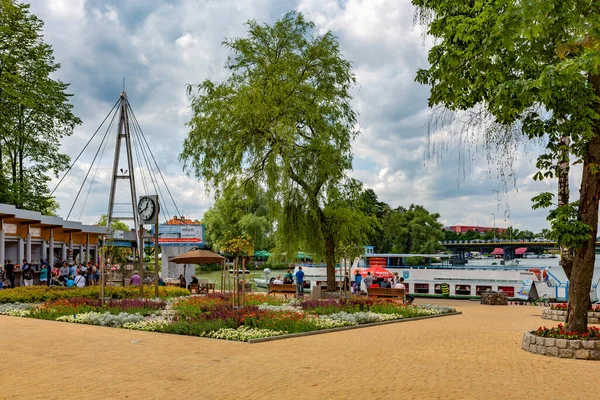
[254, 247, 600, 302]
[257, 248, 597, 302]
[351, 248, 599, 302]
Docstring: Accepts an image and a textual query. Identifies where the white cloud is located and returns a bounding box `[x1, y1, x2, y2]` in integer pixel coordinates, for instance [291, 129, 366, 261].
[27, 0, 573, 232]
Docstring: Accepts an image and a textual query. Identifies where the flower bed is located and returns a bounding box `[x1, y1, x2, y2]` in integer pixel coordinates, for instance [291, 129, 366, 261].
[549, 303, 600, 312]
[0, 285, 189, 304]
[541, 304, 600, 324]
[523, 324, 600, 360]
[0, 293, 457, 342]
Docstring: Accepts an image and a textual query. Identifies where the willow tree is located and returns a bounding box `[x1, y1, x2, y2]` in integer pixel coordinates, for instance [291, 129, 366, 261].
[413, 0, 600, 332]
[180, 12, 369, 290]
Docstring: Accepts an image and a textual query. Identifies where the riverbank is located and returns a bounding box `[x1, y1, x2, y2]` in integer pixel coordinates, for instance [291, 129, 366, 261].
[1, 299, 598, 399]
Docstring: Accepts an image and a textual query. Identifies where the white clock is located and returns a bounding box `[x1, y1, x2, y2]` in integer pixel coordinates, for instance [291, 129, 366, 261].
[138, 196, 157, 222]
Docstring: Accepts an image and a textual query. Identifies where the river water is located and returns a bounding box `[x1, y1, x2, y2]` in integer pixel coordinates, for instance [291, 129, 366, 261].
[465, 256, 600, 284]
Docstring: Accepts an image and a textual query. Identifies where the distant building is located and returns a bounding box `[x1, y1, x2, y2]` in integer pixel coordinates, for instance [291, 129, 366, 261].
[164, 216, 201, 225]
[444, 225, 507, 234]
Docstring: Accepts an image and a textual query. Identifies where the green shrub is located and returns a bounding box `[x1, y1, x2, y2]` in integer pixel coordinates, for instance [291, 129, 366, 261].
[0, 285, 189, 304]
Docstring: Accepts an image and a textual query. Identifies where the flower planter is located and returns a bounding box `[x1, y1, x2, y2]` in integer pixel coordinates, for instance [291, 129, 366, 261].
[522, 331, 600, 360]
[541, 309, 600, 324]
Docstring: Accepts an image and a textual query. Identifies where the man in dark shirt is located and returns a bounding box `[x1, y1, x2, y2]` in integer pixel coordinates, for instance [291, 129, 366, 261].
[5, 260, 15, 288]
[380, 278, 392, 288]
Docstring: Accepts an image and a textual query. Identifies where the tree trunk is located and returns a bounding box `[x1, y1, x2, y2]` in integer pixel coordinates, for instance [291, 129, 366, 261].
[557, 136, 573, 280]
[567, 75, 600, 332]
[325, 231, 336, 291]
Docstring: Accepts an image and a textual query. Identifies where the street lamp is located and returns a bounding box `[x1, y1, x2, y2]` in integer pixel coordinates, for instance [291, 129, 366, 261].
[491, 213, 496, 241]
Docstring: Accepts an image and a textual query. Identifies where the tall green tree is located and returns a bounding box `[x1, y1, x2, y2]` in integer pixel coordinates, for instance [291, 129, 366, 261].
[413, 0, 600, 331]
[181, 12, 372, 290]
[0, 0, 79, 214]
[384, 205, 444, 254]
[202, 185, 274, 252]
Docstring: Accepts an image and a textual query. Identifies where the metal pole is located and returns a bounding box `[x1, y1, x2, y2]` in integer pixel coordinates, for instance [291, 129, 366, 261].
[492, 213, 496, 241]
[139, 225, 144, 298]
[154, 210, 159, 298]
[100, 236, 105, 304]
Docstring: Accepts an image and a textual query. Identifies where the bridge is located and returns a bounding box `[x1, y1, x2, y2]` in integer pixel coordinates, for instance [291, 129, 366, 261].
[440, 239, 562, 264]
[441, 239, 600, 263]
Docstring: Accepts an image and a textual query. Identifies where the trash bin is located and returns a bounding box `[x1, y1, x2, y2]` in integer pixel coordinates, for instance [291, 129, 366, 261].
[311, 285, 321, 299]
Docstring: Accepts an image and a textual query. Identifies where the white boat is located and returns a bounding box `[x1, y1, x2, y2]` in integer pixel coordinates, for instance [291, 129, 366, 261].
[279, 249, 598, 302]
[254, 248, 600, 302]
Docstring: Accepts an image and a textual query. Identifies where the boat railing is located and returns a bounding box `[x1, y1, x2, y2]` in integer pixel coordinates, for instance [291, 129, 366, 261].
[390, 264, 548, 271]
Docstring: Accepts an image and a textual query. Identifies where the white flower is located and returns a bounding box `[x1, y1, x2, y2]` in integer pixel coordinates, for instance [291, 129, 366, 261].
[320, 311, 403, 325]
[56, 312, 146, 327]
[0, 303, 34, 317]
[257, 304, 302, 313]
[201, 326, 286, 342]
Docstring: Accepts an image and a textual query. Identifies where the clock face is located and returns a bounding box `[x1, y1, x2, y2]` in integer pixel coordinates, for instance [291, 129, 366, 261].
[138, 197, 156, 221]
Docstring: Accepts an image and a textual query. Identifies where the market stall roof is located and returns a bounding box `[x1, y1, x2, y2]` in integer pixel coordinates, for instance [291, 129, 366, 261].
[170, 249, 226, 265]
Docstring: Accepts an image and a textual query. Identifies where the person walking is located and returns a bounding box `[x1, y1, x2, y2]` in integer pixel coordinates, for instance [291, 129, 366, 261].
[354, 269, 362, 294]
[363, 271, 374, 294]
[5, 260, 15, 288]
[295, 266, 305, 297]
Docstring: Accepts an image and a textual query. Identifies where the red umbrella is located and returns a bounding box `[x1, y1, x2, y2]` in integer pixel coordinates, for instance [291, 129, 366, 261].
[360, 265, 394, 278]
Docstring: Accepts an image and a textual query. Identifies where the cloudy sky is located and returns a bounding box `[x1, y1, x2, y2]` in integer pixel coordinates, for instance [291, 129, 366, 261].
[27, 0, 575, 232]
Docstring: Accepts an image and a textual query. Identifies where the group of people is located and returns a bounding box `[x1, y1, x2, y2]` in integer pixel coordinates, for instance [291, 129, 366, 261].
[269, 267, 305, 295]
[354, 270, 414, 303]
[0, 259, 103, 289]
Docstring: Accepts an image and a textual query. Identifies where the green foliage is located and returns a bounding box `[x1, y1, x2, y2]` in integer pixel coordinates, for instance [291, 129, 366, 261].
[385, 204, 444, 254]
[0, 0, 80, 213]
[413, 0, 598, 250]
[201, 185, 274, 251]
[180, 12, 373, 287]
[546, 202, 592, 249]
[221, 234, 254, 256]
[0, 285, 189, 304]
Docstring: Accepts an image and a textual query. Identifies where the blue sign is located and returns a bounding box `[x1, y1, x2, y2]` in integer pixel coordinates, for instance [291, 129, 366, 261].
[403, 270, 410, 279]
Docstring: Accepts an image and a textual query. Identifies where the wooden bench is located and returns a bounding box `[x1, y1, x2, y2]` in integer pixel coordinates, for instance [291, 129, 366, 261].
[267, 283, 297, 298]
[199, 283, 215, 294]
[367, 287, 406, 302]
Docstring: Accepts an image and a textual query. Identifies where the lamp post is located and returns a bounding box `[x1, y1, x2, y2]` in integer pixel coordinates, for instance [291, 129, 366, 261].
[492, 213, 496, 241]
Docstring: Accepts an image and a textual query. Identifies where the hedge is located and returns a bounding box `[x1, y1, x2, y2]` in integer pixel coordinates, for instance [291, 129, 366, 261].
[0, 285, 189, 304]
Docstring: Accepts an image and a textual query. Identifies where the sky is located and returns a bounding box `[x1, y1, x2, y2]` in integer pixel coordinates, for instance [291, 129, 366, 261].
[26, 0, 577, 232]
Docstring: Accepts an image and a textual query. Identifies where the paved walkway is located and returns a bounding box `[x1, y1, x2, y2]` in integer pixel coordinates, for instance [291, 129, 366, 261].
[1, 299, 598, 399]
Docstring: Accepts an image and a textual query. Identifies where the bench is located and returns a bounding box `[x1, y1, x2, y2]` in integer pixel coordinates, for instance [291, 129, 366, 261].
[367, 287, 406, 302]
[267, 283, 297, 298]
[199, 283, 216, 294]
